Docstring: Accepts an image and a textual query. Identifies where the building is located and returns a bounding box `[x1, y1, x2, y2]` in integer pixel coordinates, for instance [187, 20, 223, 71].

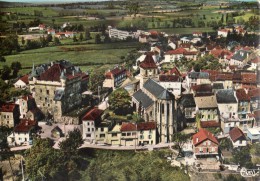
[186, 72, 211, 90]
[218, 29, 229, 38]
[230, 50, 251, 67]
[216, 89, 239, 134]
[132, 78, 176, 143]
[192, 128, 219, 158]
[29, 60, 87, 123]
[247, 127, 260, 143]
[178, 94, 196, 126]
[0, 103, 20, 127]
[7, 119, 37, 146]
[103, 67, 127, 89]
[15, 95, 37, 119]
[120, 122, 137, 146]
[109, 28, 133, 40]
[194, 94, 218, 122]
[137, 122, 156, 145]
[228, 127, 247, 148]
[14, 75, 29, 89]
[82, 108, 103, 143]
[158, 75, 182, 97]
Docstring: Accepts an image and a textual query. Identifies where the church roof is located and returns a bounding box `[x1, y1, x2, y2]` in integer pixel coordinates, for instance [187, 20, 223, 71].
[143, 79, 165, 98]
[157, 89, 174, 100]
[132, 89, 154, 109]
[139, 54, 157, 69]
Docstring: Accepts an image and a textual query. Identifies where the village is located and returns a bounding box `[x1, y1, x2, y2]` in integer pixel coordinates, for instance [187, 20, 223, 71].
[1, 21, 260, 175]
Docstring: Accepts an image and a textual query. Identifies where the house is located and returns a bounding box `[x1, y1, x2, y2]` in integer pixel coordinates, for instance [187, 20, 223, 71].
[0, 103, 20, 127]
[217, 89, 238, 134]
[95, 121, 114, 144]
[191, 84, 213, 96]
[178, 94, 196, 125]
[7, 119, 37, 146]
[15, 95, 36, 119]
[47, 29, 55, 35]
[82, 108, 103, 143]
[248, 56, 260, 70]
[194, 94, 218, 122]
[192, 128, 219, 158]
[29, 27, 40, 32]
[137, 122, 156, 145]
[247, 127, 260, 143]
[218, 29, 229, 37]
[38, 24, 46, 31]
[14, 75, 29, 89]
[103, 67, 127, 89]
[164, 48, 198, 63]
[26, 108, 45, 122]
[229, 50, 251, 67]
[236, 89, 253, 132]
[106, 123, 121, 145]
[248, 88, 260, 111]
[228, 127, 247, 148]
[158, 75, 182, 97]
[212, 72, 233, 89]
[193, 32, 203, 37]
[132, 78, 176, 143]
[186, 72, 211, 90]
[120, 122, 137, 146]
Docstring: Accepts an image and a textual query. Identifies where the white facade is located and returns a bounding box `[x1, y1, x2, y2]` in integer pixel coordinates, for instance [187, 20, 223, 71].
[158, 81, 182, 97]
[230, 138, 247, 148]
[14, 79, 27, 89]
[16, 98, 28, 119]
[218, 30, 228, 37]
[109, 28, 133, 40]
[82, 120, 95, 143]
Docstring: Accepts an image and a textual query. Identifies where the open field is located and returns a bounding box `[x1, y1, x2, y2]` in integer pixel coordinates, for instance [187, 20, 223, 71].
[149, 27, 215, 34]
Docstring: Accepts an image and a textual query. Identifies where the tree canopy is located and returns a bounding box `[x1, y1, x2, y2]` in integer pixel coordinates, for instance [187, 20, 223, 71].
[108, 88, 132, 115]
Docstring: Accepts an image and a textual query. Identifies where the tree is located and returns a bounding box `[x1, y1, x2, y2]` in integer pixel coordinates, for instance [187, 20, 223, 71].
[21, 37, 25, 46]
[0, 54, 6, 62]
[54, 37, 61, 45]
[1, 65, 11, 80]
[46, 34, 53, 42]
[59, 128, 83, 158]
[172, 132, 190, 157]
[95, 34, 101, 44]
[25, 138, 67, 181]
[127, 2, 140, 17]
[73, 35, 77, 42]
[232, 146, 253, 168]
[79, 33, 83, 41]
[85, 29, 91, 40]
[219, 138, 233, 151]
[108, 88, 132, 115]
[10, 61, 22, 77]
[88, 68, 105, 93]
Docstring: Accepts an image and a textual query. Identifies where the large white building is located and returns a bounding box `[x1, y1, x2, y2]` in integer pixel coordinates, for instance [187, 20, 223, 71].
[109, 28, 134, 40]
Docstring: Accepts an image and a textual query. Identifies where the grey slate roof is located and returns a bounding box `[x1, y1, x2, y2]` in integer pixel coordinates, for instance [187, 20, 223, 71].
[179, 94, 196, 108]
[143, 79, 165, 98]
[231, 50, 250, 62]
[212, 83, 224, 90]
[188, 72, 209, 79]
[132, 89, 154, 109]
[157, 89, 175, 100]
[216, 89, 237, 103]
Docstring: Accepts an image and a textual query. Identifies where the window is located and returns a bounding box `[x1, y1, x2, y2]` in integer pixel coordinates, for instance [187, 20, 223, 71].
[208, 141, 211, 146]
[140, 135, 144, 139]
[40, 97, 42, 101]
[86, 134, 91, 137]
[92, 128, 94, 131]
[148, 135, 152, 139]
[239, 140, 242, 144]
[101, 128, 104, 132]
[88, 128, 90, 132]
[100, 134, 105, 138]
[127, 133, 131, 136]
[40, 89, 42, 93]
[208, 115, 210, 119]
[46, 90, 49, 95]
[87, 122, 89, 126]
[132, 132, 136, 136]
[112, 133, 117, 137]
[161, 103, 164, 114]
[122, 133, 126, 136]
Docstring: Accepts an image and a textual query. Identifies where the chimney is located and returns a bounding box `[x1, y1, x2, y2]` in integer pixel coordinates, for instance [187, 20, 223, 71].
[196, 137, 199, 143]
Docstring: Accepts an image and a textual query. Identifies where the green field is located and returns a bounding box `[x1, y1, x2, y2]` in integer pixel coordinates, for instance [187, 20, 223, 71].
[2, 42, 138, 75]
[1, 7, 59, 17]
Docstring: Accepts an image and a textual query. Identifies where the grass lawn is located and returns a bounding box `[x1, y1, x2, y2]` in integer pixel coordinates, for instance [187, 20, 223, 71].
[1, 7, 59, 17]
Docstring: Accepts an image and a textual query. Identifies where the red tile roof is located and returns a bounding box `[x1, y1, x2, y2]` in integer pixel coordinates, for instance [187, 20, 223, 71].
[191, 84, 212, 93]
[14, 119, 36, 133]
[236, 89, 250, 101]
[179, 43, 191, 49]
[159, 75, 180, 82]
[218, 29, 229, 33]
[229, 127, 246, 142]
[166, 48, 187, 55]
[250, 57, 260, 63]
[19, 75, 29, 84]
[82, 108, 103, 121]
[139, 54, 157, 69]
[167, 67, 181, 76]
[39, 64, 63, 82]
[200, 121, 220, 128]
[137, 122, 156, 130]
[105, 67, 126, 79]
[201, 70, 220, 81]
[193, 128, 219, 146]
[0, 103, 17, 112]
[248, 88, 260, 98]
[121, 122, 136, 132]
[215, 73, 233, 81]
[241, 73, 256, 84]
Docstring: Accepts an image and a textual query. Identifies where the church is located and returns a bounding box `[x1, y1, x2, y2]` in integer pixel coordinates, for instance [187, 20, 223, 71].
[132, 53, 177, 143]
